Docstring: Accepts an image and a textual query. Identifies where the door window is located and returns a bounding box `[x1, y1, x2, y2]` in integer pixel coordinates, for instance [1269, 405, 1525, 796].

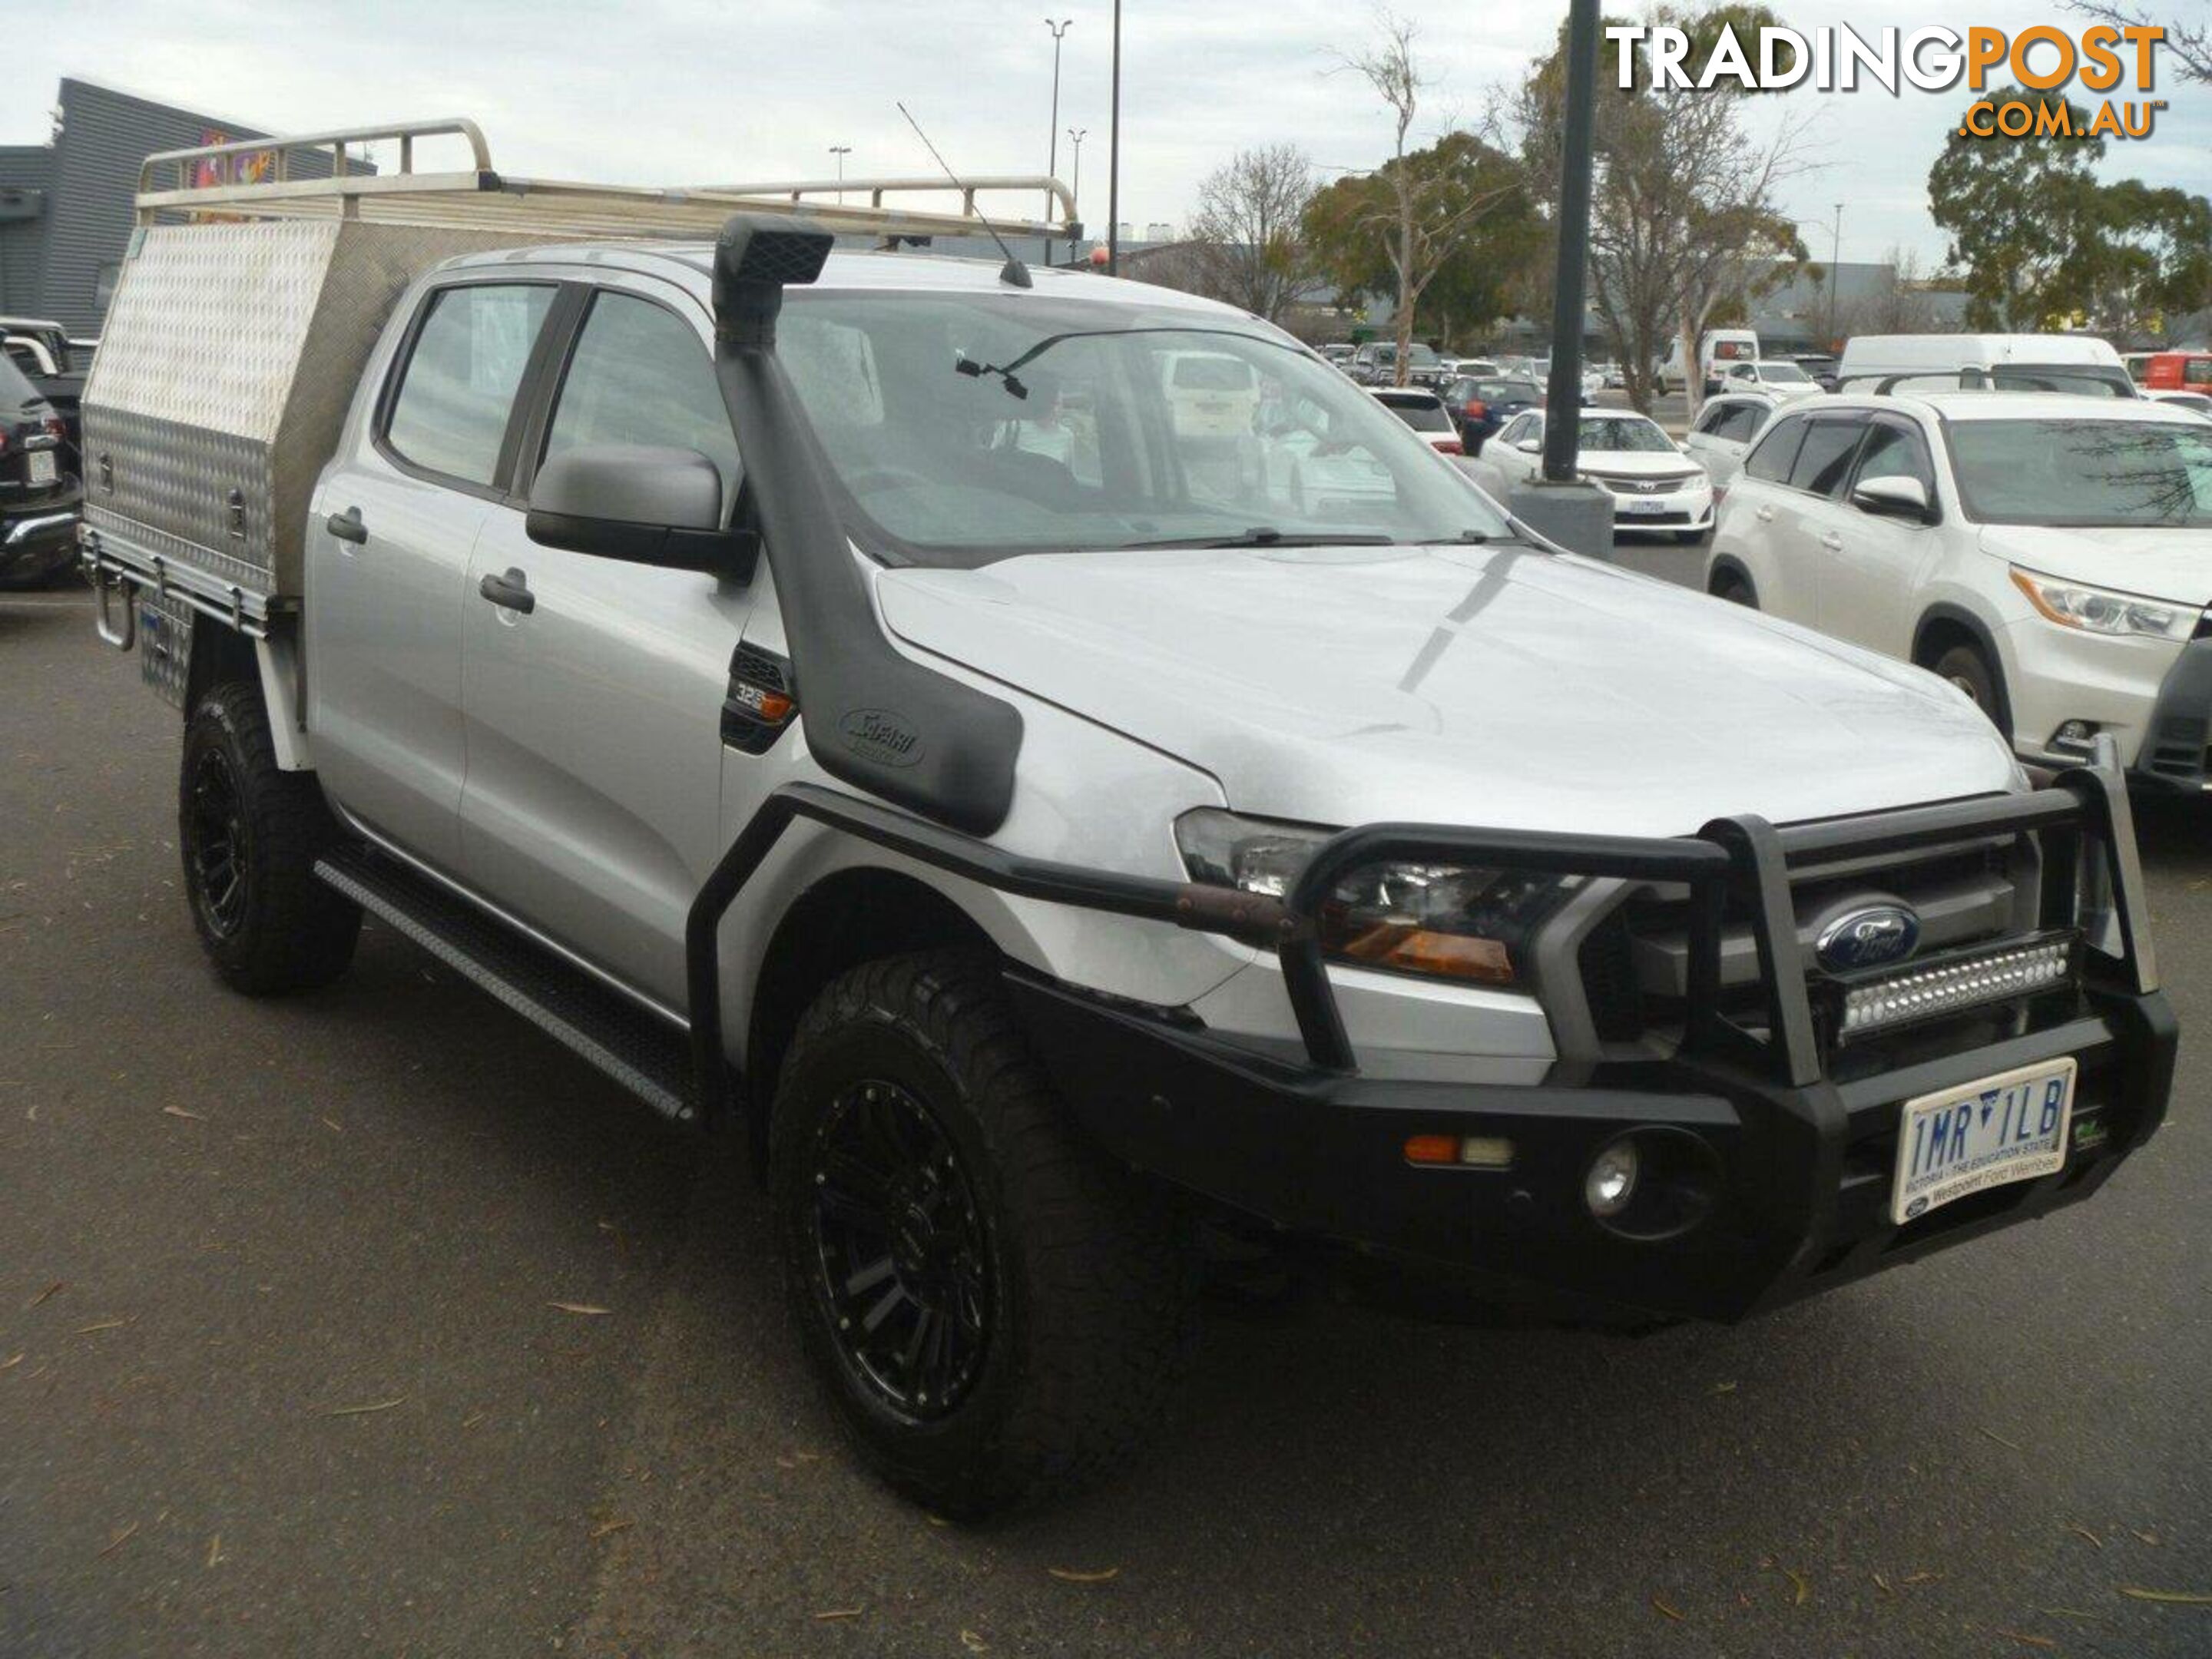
[1693, 403, 1734, 435]
[1786, 419, 1867, 498]
[384, 283, 556, 488]
[543, 292, 741, 511]
[1743, 414, 1808, 483]
[1851, 422, 1935, 494]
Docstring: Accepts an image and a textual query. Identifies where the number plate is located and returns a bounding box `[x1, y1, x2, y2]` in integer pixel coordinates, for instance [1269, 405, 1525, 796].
[1621, 496, 1667, 515]
[1892, 1058, 2075, 1224]
[28, 450, 56, 486]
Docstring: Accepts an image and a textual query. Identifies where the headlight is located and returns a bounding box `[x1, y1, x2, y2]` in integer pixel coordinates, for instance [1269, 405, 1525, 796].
[2009, 568, 2191, 640]
[1173, 808, 1581, 985]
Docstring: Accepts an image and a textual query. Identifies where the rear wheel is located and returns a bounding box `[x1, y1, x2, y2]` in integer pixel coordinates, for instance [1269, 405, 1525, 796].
[179, 681, 360, 994]
[770, 951, 1197, 1518]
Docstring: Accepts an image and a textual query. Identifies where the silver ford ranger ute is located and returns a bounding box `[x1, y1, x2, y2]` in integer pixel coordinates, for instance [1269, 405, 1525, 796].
[78, 133, 2174, 1517]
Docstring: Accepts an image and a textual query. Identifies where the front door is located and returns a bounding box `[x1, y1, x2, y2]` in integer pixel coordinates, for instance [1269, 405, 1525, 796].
[306, 280, 561, 873]
[1812, 416, 1941, 655]
[459, 280, 751, 1008]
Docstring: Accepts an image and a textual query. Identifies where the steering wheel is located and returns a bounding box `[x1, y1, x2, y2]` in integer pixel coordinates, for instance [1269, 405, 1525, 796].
[843, 465, 935, 494]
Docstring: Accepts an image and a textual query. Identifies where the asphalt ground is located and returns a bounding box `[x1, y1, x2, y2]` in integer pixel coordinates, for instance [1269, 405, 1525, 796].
[4, 584, 2209, 1658]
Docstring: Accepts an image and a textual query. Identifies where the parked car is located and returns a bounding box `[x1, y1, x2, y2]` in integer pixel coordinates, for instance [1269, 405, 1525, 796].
[1468, 408, 1713, 541]
[1681, 392, 1783, 490]
[1350, 340, 1449, 388]
[1, 314, 86, 464]
[1528, 358, 1604, 403]
[80, 120, 2177, 1520]
[1439, 373, 1544, 454]
[2127, 349, 2212, 393]
[1436, 355, 1499, 381]
[1320, 342, 1357, 369]
[0, 349, 81, 588]
[1368, 386, 1463, 455]
[1661, 329, 1760, 395]
[1602, 362, 1628, 389]
[2140, 389, 2212, 419]
[1789, 353, 1840, 393]
[1706, 391, 2212, 786]
[1714, 359, 1824, 401]
[1837, 334, 2134, 399]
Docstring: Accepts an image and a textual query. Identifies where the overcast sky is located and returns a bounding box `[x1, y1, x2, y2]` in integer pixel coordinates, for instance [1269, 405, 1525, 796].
[11, 0, 2211, 272]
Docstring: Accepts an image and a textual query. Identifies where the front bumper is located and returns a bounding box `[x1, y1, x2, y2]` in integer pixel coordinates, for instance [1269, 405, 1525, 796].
[1012, 972, 2172, 1323]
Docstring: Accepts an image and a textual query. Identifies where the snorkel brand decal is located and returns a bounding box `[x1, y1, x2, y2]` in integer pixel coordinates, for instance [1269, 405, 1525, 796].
[839, 708, 924, 768]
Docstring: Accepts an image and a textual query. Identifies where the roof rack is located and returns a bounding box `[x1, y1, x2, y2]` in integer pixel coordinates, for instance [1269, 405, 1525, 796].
[134, 118, 1081, 243]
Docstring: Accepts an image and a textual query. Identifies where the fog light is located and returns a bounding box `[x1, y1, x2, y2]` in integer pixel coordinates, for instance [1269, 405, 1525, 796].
[2051, 720, 2098, 753]
[1584, 1141, 1640, 1217]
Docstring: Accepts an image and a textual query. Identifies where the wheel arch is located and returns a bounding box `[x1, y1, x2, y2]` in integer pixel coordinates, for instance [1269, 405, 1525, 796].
[742, 865, 1000, 1171]
[1706, 554, 1759, 604]
[1912, 601, 2015, 738]
[183, 618, 313, 770]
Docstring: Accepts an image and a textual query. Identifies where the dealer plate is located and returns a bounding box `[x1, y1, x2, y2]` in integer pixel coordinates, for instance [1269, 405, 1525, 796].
[28, 450, 56, 486]
[1892, 1058, 2075, 1225]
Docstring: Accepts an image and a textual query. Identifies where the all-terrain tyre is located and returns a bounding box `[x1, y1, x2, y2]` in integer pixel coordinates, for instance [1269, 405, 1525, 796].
[179, 680, 361, 995]
[770, 950, 1197, 1518]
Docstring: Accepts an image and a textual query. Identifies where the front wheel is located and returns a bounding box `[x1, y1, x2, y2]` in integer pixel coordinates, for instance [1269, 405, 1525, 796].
[180, 681, 360, 994]
[770, 952, 1197, 1518]
[1930, 643, 2005, 731]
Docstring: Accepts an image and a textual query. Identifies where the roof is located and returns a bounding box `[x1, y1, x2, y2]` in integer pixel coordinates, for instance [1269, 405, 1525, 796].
[1813, 391, 2193, 422]
[437, 240, 1259, 316]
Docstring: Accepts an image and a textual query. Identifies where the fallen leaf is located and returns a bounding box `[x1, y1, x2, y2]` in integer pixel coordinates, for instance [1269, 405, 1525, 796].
[2068, 1524, 2104, 1550]
[1048, 1567, 1121, 1584]
[161, 1105, 206, 1121]
[590, 1518, 632, 1541]
[75, 1318, 127, 1335]
[459, 1411, 486, 1430]
[2040, 1608, 2104, 1623]
[960, 1632, 988, 1653]
[2130, 1528, 2162, 1547]
[206, 1534, 223, 1568]
[1874, 1574, 1894, 1596]
[1980, 1426, 2025, 1452]
[812, 1607, 864, 1621]
[97, 1522, 138, 1558]
[27, 1282, 62, 1309]
[2118, 1588, 2212, 1606]
[0, 1353, 22, 1372]
[1783, 1566, 1810, 1606]
[1903, 1571, 1945, 1586]
[1710, 1381, 1737, 1395]
[320, 1118, 343, 1134]
[1651, 1594, 1687, 1621]
[317, 1396, 406, 1417]
[926, 1514, 951, 1528]
[1993, 1631, 2055, 1650]
[548, 1303, 611, 1317]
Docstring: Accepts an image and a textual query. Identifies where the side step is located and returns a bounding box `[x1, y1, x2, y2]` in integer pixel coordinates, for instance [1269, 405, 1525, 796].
[315, 846, 698, 1124]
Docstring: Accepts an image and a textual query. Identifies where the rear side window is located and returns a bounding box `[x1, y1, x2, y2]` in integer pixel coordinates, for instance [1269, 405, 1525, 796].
[1743, 413, 1807, 482]
[385, 283, 556, 487]
[1717, 404, 1767, 442]
[1693, 402, 1734, 435]
[1787, 420, 1866, 497]
[543, 292, 740, 508]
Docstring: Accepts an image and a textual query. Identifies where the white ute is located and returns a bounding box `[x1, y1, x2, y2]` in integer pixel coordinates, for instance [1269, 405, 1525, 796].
[78, 121, 2175, 1517]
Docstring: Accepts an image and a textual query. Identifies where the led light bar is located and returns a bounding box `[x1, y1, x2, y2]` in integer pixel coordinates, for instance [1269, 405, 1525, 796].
[1832, 933, 2077, 1041]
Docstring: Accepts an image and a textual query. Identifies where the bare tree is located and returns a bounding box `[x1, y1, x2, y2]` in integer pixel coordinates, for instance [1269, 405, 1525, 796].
[1836, 246, 1951, 335]
[2065, 0, 2211, 82]
[1184, 145, 1317, 323]
[1336, 13, 1519, 383]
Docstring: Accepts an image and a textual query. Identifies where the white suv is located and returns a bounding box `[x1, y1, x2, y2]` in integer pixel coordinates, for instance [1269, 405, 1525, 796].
[1707, 392, 2212, 784]
[1681, 392, 1783, 490]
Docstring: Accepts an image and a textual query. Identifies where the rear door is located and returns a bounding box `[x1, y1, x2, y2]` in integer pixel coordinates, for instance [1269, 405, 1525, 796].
[1811, 414, 1942, 654]
[458, 276, 751, 1008]
[307, 279, 561, 873]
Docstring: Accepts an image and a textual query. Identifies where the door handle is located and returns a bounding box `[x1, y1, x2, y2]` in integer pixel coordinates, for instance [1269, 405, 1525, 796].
[1754, 505, 1776, 522]
[1819, 531, 1845, 551]
[325, 506, 367, 545]
[478, 567, 535, 614]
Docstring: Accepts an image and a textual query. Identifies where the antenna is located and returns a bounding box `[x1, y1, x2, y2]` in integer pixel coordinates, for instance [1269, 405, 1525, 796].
[896, 101, 1032, 289]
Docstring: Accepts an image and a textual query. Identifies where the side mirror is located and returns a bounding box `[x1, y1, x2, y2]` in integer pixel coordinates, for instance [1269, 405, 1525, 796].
[1850, 474, 1933, 523]
[1516, 437, 1542, 453]
[525, 445, 759, 577]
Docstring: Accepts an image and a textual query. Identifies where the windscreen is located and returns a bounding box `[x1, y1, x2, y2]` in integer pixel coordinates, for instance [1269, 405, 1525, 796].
[1474, 379, 1540, 404]
[1949, 419, 2212, 526]
[775, 291, 1510, 563]
[1758, 363, 1813, 384]
[1380, 398, 1452, 432]
[1578, 416, 1675, 453]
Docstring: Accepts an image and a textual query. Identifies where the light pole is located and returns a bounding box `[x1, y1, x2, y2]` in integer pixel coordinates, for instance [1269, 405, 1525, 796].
[828, 144, 852, 204]
[1067, 127, 1087, 243]
[1108, 0, 1122, 274]
[1828, 201, 1843, 350]
[1045, 18, 1072, 265]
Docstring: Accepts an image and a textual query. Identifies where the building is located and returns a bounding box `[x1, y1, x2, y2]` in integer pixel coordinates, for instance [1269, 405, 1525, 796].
[0, 78, 359, 336]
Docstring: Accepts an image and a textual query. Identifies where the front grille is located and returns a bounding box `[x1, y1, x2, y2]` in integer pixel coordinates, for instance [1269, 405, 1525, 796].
[1568, 837, 2043, 1057]
[1585, 472, 1696, 495]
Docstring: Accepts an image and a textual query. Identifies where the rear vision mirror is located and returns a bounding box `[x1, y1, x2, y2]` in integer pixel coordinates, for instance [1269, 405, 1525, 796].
[1850, 474, 1933, 522]
[526, 445, 759, 578]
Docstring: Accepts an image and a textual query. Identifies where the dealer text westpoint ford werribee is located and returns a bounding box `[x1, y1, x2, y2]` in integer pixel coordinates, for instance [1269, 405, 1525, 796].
[1606, 23, 2164, 95]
